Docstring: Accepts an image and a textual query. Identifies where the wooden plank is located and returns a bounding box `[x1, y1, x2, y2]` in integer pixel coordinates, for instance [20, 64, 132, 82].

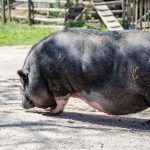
[14, 7, 29, 10]
[13, 15, 64, 23]
[132, 0, 135, 24]
[12, 15, 27, 19]
[92, 0, 123, 31]
[108, 21, 122, 27]
[140, 0, 143, 29]
[7, 0, 11, 21]
[34, 8, 66, 12]
[137, 8, 150, 23]
[144, 0, 148, 26]
[122, 0, 125, 21]
[34, 17, 65, 23]
[15, 0, 66, 3]
[93, 0, 103, 2]
[102, 16, 117, 22]
[137, 21, 150, 28]
[15, 7, 66, 12]
[2, 0, 6, 23]
[86, 9, 123, 14]
[100, 10, 112, 16]
[93, 0, 122, 6]
[74, 7, 87, 21]
[148, 0, 150, 28]
[28, 0, 32, 25]
[66, 19, 100, 23]
[33, 24, 64, 29]
[135, 0, 138, 25]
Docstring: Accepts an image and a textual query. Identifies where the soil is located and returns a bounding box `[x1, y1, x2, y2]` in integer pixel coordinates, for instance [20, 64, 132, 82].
[0, 46, 149, 150]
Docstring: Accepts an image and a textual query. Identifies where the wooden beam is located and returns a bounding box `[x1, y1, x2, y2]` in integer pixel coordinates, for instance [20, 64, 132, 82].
[7, 0, 11, 21]
[14, 7, 66, 12]
[2, 0, 6, 23]
[140, 0, 143, 29]
[28, 0, 32, 25]
[93, 1, 122, 6]
[33, 24, 64, 29]
[148, 0, 150, 28]
[92, 0, 123, 31]
[137, 10, 150, 23]
[12, 16, 65, 23]
[33, 17, 65, 23]
[15, 0, 66, 4]
[74, 7, 87, 21]
[122, 0, 125, 21]
[34, 8, 66, 12]
[135, 0, 138, 25]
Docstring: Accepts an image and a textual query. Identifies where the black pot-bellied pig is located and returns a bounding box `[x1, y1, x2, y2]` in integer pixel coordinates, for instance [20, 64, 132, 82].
[17, 29, 150, 115]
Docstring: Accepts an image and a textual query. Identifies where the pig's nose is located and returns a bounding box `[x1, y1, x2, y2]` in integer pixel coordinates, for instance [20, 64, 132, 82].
[22, 98, 35, 109]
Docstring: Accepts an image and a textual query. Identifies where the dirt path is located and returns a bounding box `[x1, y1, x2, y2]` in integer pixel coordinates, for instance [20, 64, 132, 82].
[0, 46, 149, 150]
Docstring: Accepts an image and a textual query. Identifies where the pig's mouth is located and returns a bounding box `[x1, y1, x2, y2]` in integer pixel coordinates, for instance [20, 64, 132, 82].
[22, 95, 35, 109]
[22, 95, 57, 110]
[22, 98, 35, 109]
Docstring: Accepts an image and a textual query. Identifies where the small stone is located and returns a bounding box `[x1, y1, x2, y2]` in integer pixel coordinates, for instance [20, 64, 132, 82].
[46, 107, 52, 112]
[67, 120, 75, 123]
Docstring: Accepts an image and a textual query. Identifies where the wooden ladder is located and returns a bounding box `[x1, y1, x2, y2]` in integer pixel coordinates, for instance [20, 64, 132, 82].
[92, 0, 123, 31]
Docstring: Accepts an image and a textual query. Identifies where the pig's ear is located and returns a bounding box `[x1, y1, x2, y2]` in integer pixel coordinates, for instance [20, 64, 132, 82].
[17, 70, 28, 86]
[17, 70, 27, 78]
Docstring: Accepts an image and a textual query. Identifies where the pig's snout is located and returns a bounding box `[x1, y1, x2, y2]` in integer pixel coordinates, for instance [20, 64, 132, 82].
[22, 96, 35, 109]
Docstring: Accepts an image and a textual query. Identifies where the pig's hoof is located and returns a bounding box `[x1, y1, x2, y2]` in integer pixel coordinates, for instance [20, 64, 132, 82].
[51, 109, 63, 115]
[51, 111, 63, 116]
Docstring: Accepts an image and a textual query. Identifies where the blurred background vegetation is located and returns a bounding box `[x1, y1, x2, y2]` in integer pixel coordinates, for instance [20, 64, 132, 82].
[0, 22, 60, 46]
[0, 0, 126, 46]
[1, 0, 146, 46]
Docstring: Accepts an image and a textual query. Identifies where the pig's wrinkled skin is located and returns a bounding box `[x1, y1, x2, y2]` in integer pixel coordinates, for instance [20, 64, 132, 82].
[17, 29, 150, 115]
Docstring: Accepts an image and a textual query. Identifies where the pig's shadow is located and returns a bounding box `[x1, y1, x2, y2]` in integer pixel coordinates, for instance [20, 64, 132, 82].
[42, 111, 150, 131]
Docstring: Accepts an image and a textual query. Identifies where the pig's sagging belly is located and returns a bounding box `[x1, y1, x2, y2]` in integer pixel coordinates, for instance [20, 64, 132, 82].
[71, 90, 149, 115]
[71, 92, 111, 114]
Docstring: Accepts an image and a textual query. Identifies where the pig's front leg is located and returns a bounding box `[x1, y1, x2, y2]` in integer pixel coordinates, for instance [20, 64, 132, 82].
[51, 100, 68, 115]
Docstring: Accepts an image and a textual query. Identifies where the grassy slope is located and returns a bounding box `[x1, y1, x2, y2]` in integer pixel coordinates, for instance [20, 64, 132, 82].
[0, 22, 60, 46]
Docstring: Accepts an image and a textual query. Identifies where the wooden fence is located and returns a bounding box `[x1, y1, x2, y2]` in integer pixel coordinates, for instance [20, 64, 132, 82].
[126, 0, 150, 30]
[66, 0, 124, 22]
[1, 0, 150, 30]
[0, 0, 67, 28]
[1, 0, 6, 23]
[0, 0, 124, 28]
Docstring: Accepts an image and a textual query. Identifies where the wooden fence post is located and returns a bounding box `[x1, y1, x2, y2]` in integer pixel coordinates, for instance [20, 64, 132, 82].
[140, 0, 143, 29]
[7, 0, 11, 21]
[28, 0, 32, 25]
[125, 0, 130, 27]
[135, 0, 138, 26]
[148, 0, 150, 28]
[2, 0, 6, 23]
[122, 0, 125, 22]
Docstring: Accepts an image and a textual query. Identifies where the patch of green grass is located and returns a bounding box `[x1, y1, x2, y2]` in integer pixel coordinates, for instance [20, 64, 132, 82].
[67, 21, 108, 31]
[0, 21, 110, 46]
[118, 18, 125, 28]
[0, 22, 60, 46]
